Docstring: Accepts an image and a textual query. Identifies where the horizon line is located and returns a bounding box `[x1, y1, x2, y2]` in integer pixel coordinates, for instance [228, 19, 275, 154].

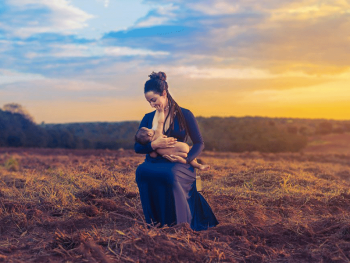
[40, 115, 350, 125]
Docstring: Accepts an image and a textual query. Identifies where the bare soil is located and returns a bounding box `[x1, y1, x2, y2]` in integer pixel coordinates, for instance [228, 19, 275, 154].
[1, 147, 350, 262]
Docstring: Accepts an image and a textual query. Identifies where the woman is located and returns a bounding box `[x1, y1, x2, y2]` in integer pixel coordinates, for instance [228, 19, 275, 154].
[135, 71, 218, 231]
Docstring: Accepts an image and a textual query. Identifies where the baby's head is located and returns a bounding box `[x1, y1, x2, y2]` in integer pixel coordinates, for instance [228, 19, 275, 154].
[135, 127, 155, 145]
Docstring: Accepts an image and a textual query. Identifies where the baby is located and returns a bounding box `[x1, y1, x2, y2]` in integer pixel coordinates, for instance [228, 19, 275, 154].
[135, 105, 210, 171]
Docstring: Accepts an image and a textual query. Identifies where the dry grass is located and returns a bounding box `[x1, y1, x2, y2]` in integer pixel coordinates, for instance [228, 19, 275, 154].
[0, 147, 350, 262]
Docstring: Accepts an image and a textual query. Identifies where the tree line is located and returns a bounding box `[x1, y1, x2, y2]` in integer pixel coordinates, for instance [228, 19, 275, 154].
[1, 105, 349, 152]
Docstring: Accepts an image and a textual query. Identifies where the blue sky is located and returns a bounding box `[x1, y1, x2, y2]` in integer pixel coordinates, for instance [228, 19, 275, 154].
[1, 0, 350, 123]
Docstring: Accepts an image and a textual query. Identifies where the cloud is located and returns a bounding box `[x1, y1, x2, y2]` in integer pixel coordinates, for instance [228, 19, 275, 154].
[0, 69, 46, 85]
[3, 0, 349, 77]
[29, 78, 120, 91]
[0, 40, 13, 53]
[271, 0, 350, 20]
[166, 66, 314, 79]
[24, 43, 169, 58]
[2, 0, 94, 38]
[135, 16, 170, 28]
[129, 0, 350, 75]
[133, 3, 179, 28]
[95, 0, 110, 8]
[46, 44, 99, 58]
[104, 46, 169, 56]
[187, 1, 240, 15]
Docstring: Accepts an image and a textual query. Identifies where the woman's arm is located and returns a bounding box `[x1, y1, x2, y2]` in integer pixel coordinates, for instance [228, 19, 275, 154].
[134, 113, 177, 154]
[134, 114, 154, 154]
[162, 109, 203, 164]
[183, 109, 204, 164]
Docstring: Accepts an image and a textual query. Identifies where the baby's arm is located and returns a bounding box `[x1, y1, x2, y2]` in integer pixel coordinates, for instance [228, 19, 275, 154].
[153, 105, 165, 140]
[150, 105, 165, 158]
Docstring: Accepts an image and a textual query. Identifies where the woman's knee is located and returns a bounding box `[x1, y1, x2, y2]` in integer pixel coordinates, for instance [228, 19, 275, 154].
[136, 165, 175, 185]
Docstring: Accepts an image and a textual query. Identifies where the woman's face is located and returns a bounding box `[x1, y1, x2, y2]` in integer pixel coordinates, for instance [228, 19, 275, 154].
[145, 90, 167, 109]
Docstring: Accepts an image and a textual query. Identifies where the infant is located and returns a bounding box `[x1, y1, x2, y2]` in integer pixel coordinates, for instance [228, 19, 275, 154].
[135, 105, 210, 171]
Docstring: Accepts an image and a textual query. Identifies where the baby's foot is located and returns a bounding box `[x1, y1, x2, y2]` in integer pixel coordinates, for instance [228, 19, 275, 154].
[199, 164, 210, 171]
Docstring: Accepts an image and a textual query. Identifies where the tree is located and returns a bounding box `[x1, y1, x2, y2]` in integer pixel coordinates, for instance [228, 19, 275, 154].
[2, 103, 35, 123]
[299, 126, 309, 136]
[316, 121, 333, 135]
[287, 125, 298, 134]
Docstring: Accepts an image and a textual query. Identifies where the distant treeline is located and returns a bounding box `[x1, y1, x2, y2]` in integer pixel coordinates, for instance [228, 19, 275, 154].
[1, 108, 350, 153]
[0, 109, 138, 150]
[197, 117, 308, 153]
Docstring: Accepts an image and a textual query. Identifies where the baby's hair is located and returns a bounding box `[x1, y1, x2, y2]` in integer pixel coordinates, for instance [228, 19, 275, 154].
[144, 71, 189, 141]
[135, 127, 152, 145]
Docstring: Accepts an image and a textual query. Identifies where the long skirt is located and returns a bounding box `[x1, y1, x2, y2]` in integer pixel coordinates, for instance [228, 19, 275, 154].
[135, 155, 219, 231]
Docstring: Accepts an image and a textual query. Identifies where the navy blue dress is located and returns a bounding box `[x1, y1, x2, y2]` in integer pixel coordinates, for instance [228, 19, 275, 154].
[135, 107, 219, 231]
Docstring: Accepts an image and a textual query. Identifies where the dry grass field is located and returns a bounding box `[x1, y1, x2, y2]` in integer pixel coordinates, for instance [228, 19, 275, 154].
[1, 143, 350, 262]
[304, 133, 350, 155]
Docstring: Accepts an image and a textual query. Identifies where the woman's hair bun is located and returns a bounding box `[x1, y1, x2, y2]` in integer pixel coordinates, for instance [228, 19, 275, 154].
[149, 71, 167, 81]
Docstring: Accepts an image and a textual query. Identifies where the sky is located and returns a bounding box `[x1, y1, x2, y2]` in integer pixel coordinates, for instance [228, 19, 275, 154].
[0, 0, 349, 124]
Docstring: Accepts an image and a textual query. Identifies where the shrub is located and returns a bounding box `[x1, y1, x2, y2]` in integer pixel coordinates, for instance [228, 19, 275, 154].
[4, 157, 20, 171]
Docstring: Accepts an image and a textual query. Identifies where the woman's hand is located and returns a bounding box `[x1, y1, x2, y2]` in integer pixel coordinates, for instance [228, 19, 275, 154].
[151, 135, 177, 150]
[155, 104, 164, 112]
[162, 155, 187, 164]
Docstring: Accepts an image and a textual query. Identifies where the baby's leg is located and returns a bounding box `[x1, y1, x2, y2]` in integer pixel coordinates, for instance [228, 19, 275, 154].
[156, 141, 189, 158]
[190, 158, 210, 171]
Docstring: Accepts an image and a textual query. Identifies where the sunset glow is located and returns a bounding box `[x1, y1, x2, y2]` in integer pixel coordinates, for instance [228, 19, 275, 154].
[0, 0, 349, 123]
